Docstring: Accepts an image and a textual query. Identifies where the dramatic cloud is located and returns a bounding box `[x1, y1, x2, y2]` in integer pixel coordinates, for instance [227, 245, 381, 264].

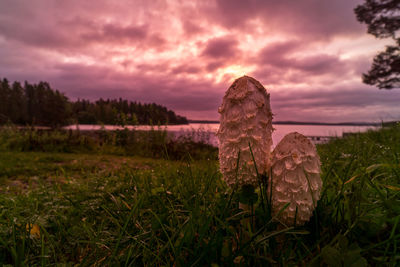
[201, 36, 239, 59]
[256, 40, 346, 76]
[209, 0, 365, 38]
[0, 0, 399, 122]
[270, 86, 400, 122]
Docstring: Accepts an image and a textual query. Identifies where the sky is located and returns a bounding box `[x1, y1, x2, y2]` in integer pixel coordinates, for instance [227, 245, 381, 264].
[0, 0, 399, 122]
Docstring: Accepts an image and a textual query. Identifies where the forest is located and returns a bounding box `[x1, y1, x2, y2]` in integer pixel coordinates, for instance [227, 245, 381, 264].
[0, 78, 188, 128]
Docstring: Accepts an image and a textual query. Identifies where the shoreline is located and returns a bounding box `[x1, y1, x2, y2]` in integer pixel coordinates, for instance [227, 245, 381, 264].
[189, 120, 390, 126]
[1, 120, 394, 130]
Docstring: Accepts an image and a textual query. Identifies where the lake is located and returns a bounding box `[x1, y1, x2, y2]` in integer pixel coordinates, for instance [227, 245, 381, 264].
[64, 123, 379, 147]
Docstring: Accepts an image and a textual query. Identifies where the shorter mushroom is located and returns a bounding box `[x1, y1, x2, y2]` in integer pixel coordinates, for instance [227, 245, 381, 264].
[270, 132, 322, 225]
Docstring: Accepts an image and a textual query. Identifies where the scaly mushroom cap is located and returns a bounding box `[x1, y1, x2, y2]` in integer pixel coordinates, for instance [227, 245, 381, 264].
[217, 76, 273, 188]
[270, 132, 322, 225]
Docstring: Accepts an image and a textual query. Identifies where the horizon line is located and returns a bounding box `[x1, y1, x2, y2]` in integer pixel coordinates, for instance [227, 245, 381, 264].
[187, 119, 398, 126]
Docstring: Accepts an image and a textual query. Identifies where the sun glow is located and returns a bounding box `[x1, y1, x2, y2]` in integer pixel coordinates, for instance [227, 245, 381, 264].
[215, 65, 254, 83]
[61, 55, 96, 65]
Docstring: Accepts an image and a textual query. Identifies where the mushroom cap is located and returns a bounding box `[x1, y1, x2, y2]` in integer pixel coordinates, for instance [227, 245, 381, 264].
[270, 132, 322, 225]
[217, 76, 273, 187]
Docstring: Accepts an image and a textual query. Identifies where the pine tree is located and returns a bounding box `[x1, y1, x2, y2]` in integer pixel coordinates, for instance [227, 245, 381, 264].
[355, 0, 400, 89]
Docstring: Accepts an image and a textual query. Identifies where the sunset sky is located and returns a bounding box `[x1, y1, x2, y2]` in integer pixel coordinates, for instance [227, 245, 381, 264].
[0, 0, 399, 122]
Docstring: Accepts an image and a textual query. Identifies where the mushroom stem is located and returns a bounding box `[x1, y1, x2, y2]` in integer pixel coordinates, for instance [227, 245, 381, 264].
[238, 183, 258, 234]
[239, 202, 253, 228]
[238, 201, 254, 242]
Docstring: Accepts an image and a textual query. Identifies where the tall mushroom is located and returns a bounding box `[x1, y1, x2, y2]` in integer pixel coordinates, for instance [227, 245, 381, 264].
[270, 132, 322, 225]
[217, 76, 273, 188]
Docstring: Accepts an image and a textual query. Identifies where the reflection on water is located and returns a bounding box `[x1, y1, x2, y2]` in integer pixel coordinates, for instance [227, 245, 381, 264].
[64, 123, 379, 147]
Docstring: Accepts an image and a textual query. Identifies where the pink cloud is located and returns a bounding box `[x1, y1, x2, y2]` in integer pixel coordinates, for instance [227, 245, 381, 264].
[81, 23, 148, 42]
[0, 0, 398, 122]
[171, 65, 202, 75]
[201, 36, 239, 59]
[207, 0, 365, 39]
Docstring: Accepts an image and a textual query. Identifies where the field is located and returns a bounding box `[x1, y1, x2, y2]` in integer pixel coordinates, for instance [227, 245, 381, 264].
[0, 125, 399, 266]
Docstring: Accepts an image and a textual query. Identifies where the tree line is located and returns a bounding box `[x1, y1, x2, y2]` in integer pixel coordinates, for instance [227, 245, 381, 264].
[0, 78, 188, 128]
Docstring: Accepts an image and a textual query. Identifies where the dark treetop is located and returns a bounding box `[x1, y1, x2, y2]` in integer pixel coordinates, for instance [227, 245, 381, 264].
[0, 78, 188, 128]
[355, 0, 400, 89]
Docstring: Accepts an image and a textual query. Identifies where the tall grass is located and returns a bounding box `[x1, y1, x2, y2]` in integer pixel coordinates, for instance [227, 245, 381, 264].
[0, 124, 399, 265]
[0, 125, 217, 160]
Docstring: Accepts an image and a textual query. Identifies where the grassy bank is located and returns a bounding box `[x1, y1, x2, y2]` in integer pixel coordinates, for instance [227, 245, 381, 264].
[0, 124, 399, 265]
[0, 125, 218, 161]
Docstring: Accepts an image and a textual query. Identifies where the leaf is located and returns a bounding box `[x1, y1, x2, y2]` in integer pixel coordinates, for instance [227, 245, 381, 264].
[239, 184, 258, 205]
[26, 223, 40, 239]
[321, 246, 341, 267]
[366, 163, 397, 173]
[338, 235, 349, 249]
[221, 239, 231, 258]
[343, 243, 367, 267]
[344, 174, 360, 185]
[233, 256, 244, 265]
[382, 184, 400, 191]
[366, 164, 382, 173]
[345, 255, 368, 267]
[151, 187, 164, 195]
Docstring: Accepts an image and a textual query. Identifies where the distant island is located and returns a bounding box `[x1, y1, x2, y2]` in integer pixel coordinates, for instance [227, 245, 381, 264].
[189, 120, 390, 126]
[0, 78, 188, 128]
[272, 121, 381, 126]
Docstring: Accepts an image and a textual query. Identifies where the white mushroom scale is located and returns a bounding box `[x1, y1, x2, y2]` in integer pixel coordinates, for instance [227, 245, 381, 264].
[217, 76, 273, 188]
[270, 132, 322, 225]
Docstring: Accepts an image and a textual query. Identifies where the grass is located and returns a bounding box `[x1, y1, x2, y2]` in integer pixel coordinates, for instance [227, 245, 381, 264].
[0, 125, 218, 160]
[0, 124, 399, 266]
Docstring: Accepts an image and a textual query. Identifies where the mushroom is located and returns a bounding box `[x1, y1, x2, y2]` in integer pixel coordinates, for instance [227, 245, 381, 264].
[217, 76, 273, 188]
[270, 132, 322, 225]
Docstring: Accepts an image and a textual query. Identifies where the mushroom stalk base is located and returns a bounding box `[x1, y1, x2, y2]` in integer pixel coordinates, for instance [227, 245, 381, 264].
[239, 202, 254, 236]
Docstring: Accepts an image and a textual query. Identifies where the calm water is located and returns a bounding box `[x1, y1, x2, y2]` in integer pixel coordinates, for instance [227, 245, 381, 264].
[64, 123, 378, 147]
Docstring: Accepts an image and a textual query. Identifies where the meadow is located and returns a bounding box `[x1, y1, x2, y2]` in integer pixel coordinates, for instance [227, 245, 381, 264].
[0, 124, 399, 266]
